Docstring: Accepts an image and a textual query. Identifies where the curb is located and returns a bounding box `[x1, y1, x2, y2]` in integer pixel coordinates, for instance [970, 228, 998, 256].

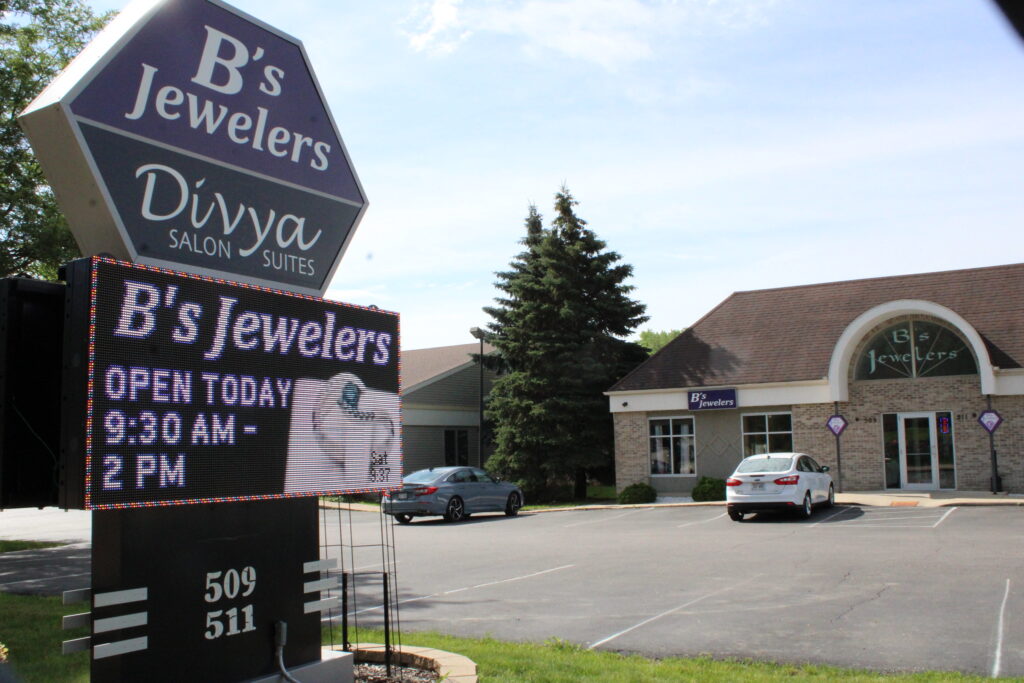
[351, 643, 477, 682]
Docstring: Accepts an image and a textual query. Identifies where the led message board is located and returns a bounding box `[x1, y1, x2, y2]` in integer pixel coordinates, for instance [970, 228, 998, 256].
[19, 0, 366, 296]
[62, 257, 401, 509]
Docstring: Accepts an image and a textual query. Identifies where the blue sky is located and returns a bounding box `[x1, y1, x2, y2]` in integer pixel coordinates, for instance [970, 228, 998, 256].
[87, 0, 1024, 350]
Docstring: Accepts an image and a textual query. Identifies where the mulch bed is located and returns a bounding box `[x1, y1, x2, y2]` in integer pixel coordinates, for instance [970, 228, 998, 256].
[353, 662, 439, 682]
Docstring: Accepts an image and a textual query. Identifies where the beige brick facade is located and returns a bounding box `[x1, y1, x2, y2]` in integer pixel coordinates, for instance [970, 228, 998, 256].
[614, 374, 1022, 494]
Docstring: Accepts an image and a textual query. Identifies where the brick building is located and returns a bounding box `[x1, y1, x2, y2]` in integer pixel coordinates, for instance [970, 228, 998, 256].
[608, 264, 1024, 495]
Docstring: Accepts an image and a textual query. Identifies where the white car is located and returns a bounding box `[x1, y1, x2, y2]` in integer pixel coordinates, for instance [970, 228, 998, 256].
[725, 452, 834, 521]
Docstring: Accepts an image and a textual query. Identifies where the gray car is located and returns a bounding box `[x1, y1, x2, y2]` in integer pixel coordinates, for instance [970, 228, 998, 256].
[382, 466, 524, 523]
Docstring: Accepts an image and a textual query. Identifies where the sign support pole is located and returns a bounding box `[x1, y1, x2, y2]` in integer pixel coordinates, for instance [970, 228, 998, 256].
[833, 402, 843, 493]
[987, 395, 1000, 494]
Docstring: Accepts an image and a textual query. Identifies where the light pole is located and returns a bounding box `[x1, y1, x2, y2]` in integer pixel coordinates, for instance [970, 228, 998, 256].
[469, 327, 485, 467]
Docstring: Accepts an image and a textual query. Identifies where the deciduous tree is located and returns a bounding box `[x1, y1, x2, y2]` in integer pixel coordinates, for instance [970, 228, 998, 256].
[638, 328, 683, 355]
[1, 0, 109, 279]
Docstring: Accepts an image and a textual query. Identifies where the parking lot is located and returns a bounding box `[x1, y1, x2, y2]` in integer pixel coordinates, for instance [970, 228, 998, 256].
[2, 503, 1021, 677]
[326, 504, 1024, 678]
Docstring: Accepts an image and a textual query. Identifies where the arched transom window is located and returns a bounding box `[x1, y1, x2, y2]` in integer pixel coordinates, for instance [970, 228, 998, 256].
[854, 319, 977, 380]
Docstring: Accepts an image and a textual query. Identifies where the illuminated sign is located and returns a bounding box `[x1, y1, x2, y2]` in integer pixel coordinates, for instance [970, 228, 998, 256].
[62, 257, 400, 509]
[20, 0, 366, 296]
[687, 388, 737, 411]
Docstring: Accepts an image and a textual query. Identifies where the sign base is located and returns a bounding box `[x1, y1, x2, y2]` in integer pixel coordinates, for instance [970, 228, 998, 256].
[91, 498, 321, 682]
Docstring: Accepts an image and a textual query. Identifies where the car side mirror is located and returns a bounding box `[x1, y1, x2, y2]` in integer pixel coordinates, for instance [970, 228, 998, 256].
[821, 466, 830, 472]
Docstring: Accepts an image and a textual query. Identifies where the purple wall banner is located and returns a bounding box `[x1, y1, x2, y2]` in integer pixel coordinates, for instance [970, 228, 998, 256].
[20, 0, 366, 296]
[687, 389, 737, 411]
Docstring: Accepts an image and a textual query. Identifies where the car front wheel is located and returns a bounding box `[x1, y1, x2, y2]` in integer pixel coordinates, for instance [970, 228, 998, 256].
[505, 492, 522, 517]
[826, 484, 835, 508]
[800, 492, 813, 519]
[444, 496, 466, 523]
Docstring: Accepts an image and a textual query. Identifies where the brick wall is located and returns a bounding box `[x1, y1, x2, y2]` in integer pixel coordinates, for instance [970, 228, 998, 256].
[794, 375, 1022, 492]
[614, 375, 1023, 493]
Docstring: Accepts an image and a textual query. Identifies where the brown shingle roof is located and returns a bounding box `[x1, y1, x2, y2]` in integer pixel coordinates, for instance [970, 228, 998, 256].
[402, 342, 494, 391]
[611, 263, 1024, 392]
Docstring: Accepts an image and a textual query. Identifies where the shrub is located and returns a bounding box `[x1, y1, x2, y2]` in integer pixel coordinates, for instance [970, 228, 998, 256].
[617, 482, 657, 504]
[691, 476, 726, 502]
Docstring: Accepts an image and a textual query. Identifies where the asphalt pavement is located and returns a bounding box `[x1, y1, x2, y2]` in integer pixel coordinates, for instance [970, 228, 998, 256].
[2, 497, 1023, 677]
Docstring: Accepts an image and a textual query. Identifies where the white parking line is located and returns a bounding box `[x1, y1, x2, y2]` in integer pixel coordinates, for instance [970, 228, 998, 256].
[563, 510, 643, 528]
[677, 512, 727, 528]
[587, 576, 757, 650]
[993, 579, 1011, 678]
[330, 564, 576, 618]
[809, 507, 855, 527]
[932, 507, 957, 528]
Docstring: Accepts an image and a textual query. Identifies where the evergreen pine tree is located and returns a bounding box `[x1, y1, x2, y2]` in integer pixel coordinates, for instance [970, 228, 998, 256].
[483, 187, 648, 500]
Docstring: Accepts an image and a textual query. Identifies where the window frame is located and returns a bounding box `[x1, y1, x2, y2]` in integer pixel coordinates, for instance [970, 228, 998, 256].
[444, 428, 469, 467]
[648, 416, 697, 477]
[740, 411, 794, 457]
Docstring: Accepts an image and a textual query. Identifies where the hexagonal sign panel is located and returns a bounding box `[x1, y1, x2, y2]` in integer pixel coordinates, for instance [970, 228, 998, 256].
[20, 0, 366, 296]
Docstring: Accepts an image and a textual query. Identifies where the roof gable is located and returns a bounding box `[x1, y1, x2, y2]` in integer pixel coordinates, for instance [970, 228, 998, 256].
[403, 342, 493, 393]
[612, 263, 1024, 392]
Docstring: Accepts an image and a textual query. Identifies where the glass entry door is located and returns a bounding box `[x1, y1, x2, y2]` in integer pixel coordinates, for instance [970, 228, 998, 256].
[899, 413, 937, 489]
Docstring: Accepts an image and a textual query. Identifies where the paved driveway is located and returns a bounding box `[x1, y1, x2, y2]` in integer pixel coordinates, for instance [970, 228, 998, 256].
[324, 505, 1024, 678]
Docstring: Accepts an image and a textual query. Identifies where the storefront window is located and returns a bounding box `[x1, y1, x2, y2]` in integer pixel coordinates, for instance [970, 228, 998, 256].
[649, 418, 695, 475]
[883, 413, 900, 488]
[444, 429, 469, 466]
[855, 320, 976, 380]
[937, 412, 956, 489]
[741, 413, 792, 456]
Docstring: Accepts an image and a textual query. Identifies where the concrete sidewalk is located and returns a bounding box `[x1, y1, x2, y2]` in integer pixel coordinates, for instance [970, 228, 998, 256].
[836, 489, 1024, 507]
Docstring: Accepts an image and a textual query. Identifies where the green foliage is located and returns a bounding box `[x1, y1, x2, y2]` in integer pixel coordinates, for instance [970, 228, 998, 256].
[1, 0, 111, 279]
[637, 328, 683, 354]
[0, 539, 61, 553]
[617, 481, 657, 504]
[0, 593, 88, 681]
[691, 476, 726, 501]
[482, 187, 648, 500]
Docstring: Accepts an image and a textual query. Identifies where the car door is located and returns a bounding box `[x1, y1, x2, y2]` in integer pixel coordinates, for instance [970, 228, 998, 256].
[808, 457, 830, 500]
[446, 468, 474, 510]
[797, 456, 819, 502]
[471, 468, 503, 510]
[801, 456, 824, 502]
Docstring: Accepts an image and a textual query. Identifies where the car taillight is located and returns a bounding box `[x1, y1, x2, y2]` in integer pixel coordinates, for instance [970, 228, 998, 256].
[774, 475, 800, 485]
[725, 478, 742, 487]
[413, 486, 438, 496]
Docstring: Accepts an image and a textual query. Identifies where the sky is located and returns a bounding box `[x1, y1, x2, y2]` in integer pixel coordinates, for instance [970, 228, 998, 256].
[85, 0, 1024, 351]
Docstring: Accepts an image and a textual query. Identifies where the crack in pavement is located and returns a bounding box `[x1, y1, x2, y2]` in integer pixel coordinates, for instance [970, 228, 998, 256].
[830, 584, 893, 624]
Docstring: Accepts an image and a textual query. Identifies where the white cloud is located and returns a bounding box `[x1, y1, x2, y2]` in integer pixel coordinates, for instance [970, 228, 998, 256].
[403, 0, 778, 70]
[405, 0, 472, 55]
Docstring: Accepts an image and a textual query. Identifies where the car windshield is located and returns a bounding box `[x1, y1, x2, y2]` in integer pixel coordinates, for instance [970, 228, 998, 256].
[404, 469, 447, 484]
[735, 456, 794, 473]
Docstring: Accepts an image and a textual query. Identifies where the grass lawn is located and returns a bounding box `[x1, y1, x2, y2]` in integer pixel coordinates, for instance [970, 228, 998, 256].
[332, 627, 989, 683]
[2, 593, 988, 682]
[0, 593, 88, 682]
[0, 540, 63, 554]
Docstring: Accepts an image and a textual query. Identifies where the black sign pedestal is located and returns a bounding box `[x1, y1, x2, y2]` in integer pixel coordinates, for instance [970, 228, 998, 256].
[88, 497, 346, 682]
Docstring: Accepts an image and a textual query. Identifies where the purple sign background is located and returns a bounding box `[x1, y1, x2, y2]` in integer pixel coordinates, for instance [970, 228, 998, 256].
[71, 0, 361, 203]
[826, 414, 848, 437]
[978, 410, 1003, 434]
[687, 389, 737, 411]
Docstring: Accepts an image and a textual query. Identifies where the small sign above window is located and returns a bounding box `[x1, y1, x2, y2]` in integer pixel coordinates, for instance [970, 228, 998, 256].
[687, 389, 737, 411]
